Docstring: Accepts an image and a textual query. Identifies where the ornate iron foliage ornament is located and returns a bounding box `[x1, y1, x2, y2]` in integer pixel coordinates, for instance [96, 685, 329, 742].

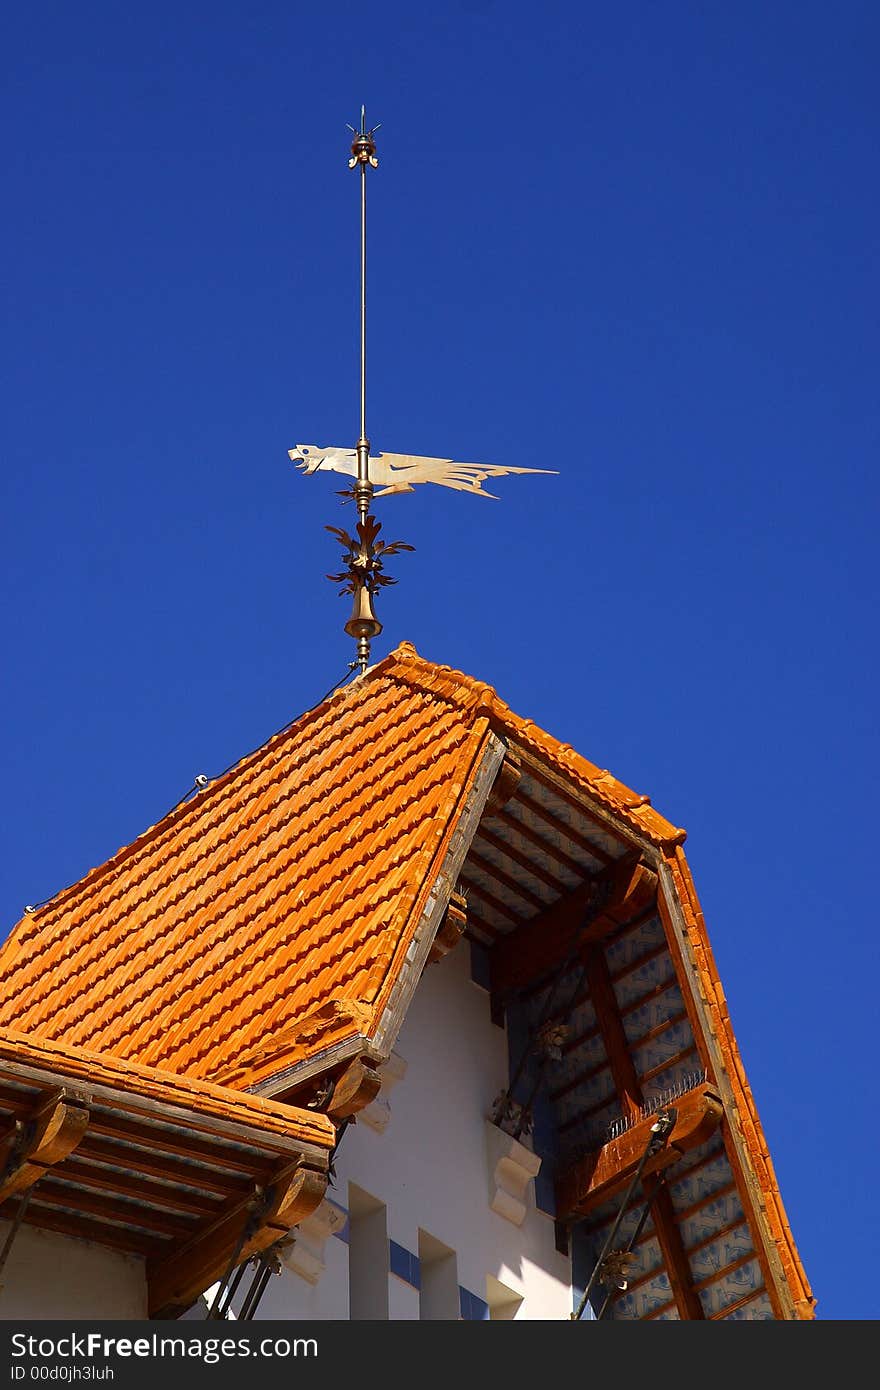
[292, 108, 557, 674]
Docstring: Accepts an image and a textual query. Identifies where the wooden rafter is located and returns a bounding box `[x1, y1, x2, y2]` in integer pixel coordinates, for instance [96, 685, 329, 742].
[493, 806, 589, 879]
[75, 1136, 247, 1198]
[583, 948, 643, 1123]
[489, 857, 658, 998]
[518, 763, 627, 858]
[56, 1156, 220, 1217]
[515, 789, 615, 866]
[466, 847, 546, 912]
[457, 874, 522, 926]
[644, 1177, 705, 1320]
[473, 825, 565, 893]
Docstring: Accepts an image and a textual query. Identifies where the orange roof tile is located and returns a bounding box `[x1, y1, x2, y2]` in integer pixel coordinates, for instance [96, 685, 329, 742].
[0, 645, 505, 1087]
[0, 642, 686, 1093]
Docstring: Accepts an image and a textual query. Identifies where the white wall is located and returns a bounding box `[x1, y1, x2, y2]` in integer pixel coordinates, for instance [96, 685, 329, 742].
[0, 1222, 147, 1319]
[255, 945, 572, 1321]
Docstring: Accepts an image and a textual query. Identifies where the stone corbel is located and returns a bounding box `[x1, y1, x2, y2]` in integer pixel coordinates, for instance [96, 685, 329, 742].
[485, 1120, 541, 1227]
[359, 1052, 408, 1135]
[280, 1198, 347, 1286]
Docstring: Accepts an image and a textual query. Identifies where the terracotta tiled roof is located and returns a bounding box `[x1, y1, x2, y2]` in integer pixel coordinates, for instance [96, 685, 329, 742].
[0, 642, 682, 1092]
[0, 640, 813, 1319]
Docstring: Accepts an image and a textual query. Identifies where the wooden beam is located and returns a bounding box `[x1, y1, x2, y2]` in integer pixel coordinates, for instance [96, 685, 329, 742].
[555, 1082, 723, 1222]
[86, 1112, 273, 1178]
[76, 1135, 248, 1198]
[57, 1156, 221, 1217]
[583, 946, 643, 1123]
[458, 875, 522, 926]
[0, 1201, 161, 1259]
[517, 761, 628, 856]
[147, 1160, 327, 1318]
[645, 1177, 705, 1320]
[0, 1090, 89, 1203]
[494, 806, 589, 879]
[466, 848, 545, 912]
[489, 857, 658, 998]
[474, 825, 564, 893]
[575, 943, 709, 1321]
[484, 751, 521, 815]
[326, 1059, 381, 1120]
[31, 1178, 196, 1239]
[515, 789, 616, 866]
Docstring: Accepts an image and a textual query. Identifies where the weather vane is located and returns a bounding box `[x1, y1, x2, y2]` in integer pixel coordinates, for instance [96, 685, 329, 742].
[290, 107, 557, 675]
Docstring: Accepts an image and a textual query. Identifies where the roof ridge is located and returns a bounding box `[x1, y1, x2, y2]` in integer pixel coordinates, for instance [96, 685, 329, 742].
[371, 642, 687, 847]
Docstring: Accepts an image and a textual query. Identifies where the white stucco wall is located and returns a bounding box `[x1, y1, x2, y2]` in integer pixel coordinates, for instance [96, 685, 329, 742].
[248, 944, 572, 1321]
[0, 1222, 147, 1319]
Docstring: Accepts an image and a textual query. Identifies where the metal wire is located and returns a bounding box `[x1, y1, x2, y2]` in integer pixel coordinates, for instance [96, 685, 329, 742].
[570, 1110, 675, 1322]
[0, 1187, 33, 1278]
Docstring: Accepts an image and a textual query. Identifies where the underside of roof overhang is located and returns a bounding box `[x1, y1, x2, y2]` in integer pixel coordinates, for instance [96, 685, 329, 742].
[0, 1030, 335, 1318]
[437, 735, 815, 1321]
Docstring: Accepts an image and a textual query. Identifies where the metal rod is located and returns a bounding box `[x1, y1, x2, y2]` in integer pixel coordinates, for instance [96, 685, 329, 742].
[214, 1257, 250, 1321]
[205, 1192, 266, 1319]
[570, 1110, 674, 1321]
[360, 113, 367, 448]
[0, 1187, 33, 1278]
[353, 106, 373, 525]
[238, 1261, 274, 1321]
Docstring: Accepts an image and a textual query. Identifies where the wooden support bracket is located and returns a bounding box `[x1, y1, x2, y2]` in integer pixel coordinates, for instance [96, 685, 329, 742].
[485, 751, 522, 816]
[0, 1089, 90, 1204]
[147, 1160, 328, 1318]
[428, 891, 468, 965]
[555, 1083, 723, 1223]
[326, 1058, 382, 1120]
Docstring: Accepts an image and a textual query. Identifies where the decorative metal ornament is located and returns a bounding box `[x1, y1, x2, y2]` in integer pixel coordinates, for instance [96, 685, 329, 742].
[290, 444, 557, 500]
[290, 107, 557, 674]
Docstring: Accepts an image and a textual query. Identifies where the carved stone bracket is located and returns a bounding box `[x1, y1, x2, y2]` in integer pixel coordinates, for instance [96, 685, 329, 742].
[485, 1120, 541, 1227]
[359, 1052, 408, 1135]
[281, 1197, 347, 1286]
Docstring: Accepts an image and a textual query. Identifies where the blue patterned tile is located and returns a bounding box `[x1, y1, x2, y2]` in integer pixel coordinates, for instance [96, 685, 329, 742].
[622, 983, 686, 1045]
[723, 1291, 774, 1320]
[613, 952, 675, 1009]
[680, 1191, 745, 1248]
[687, 1224, 753, 1284]
[389, 1240, 420, 1289]
[699, 1258, 763, 1317]
[633, 1018, 695, 1077]
[459, 1286, 490, 1321]
[605, 915, 665, 973]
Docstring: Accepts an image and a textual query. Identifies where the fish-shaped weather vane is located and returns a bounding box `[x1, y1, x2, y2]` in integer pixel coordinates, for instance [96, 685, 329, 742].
[290, 444, 555, 500]
[292, 110, 557, 674]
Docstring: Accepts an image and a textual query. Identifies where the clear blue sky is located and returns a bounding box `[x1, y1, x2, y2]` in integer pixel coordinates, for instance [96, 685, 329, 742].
[2, 2, 877, 1320]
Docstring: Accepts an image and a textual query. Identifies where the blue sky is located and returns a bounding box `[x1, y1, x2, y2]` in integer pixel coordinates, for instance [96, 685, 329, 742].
[2, 2, 877, 1319]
